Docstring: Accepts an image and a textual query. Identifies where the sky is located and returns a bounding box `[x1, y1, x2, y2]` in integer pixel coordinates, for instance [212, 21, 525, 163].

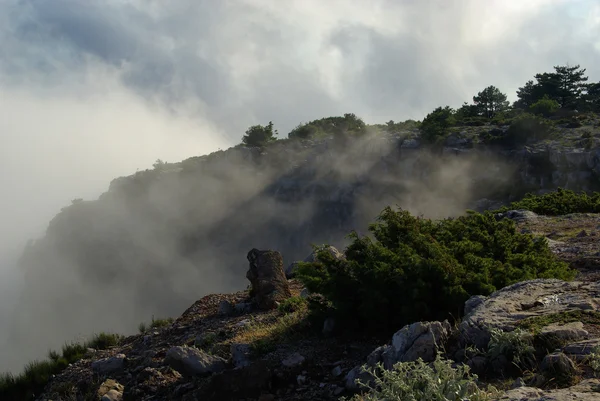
[0, 0, 599, 354]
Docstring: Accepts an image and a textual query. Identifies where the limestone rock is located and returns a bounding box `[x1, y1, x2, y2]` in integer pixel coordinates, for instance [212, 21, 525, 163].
[499, 378, 600, 400]
[285, 245, 345, 279]
[540, 321, 588, 342]
[98, 379, 124, 399]
[540, 352, 577, 381]
[246, 249, 291, 310]
[459, 279, 600, 349]
[165, 346, 226, 377]
[92, 354, 126, 375]
[381, 321, 450, 369]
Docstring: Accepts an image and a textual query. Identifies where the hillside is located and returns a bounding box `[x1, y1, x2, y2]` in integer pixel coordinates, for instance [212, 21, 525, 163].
[5, 110, 600, 376]
[3, 60, 600, 399]
[7, 201, 600, 401]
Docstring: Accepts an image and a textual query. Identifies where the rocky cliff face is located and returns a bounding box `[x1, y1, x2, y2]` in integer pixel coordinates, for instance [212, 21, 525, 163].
[7, 124, 600, 371]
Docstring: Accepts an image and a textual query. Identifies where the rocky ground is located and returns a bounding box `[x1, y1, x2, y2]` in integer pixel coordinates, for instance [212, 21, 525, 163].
[36, 213, 600, 401]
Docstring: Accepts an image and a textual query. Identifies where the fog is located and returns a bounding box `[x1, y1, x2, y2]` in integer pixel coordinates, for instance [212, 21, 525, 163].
[1, 0, 600, 374]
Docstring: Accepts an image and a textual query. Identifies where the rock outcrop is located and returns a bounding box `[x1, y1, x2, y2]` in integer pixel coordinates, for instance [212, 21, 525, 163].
[499, 378, 600, 400]
[246, 248, 291, 309]
[285, 245, 345, 279]
[459, 279, 600, 349]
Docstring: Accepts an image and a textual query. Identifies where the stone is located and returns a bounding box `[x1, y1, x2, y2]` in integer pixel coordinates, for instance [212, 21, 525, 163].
[466, 356, 487, 375]
[331, 365, 343, 377]
[345, 365, 373, 390]
[188, 360, 272, 401]
[231, 343, 252, 368]
[234, 302, 251, 314]
[540, 321, 588, 342]
[282, 352, 305, 368]
[322, 317, 335, 336]
[540, 352, 577, 381]
[499, 378, 600, 400]
[218, 300, 235, 315]
[164, 346, 226, 376]
[460, 279, 600, 349]
[296, 374, 307, 385]
[246, 249, 291, 310]
[285, 246, 345, 279]
[562, 338, 600, 360]
[101, 389, 123, 401]
[299, 288, 310, 299]
[464, 295, 486, 316]
[381, 321, 450, 369]
[98, 379, 124, 399]
[92, 354, 126, 375]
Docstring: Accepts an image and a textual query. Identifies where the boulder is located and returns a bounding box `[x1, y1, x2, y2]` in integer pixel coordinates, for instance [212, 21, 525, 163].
[381, 321, 451, 369]
[92, 354, 126, 375]
[98, 379, 124, 400]
[540, 352, 577, 382]
[285, 245, 345, 279]
[345, 321, 450, 389]
[459, 279, 600, 349]
[246, 249, 291, 310]
[165, 346, 226, 377]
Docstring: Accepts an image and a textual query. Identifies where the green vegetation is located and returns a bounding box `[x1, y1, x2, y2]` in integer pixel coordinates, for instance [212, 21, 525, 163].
[287, 113, 368, 140]
[277, 296, 308, 314]
[231, 309, 310, 356]
[242, 121, 278, 147]
[499, 188, 600, 215]
[0, 333, 123, 401]
[486, 328, 536, 373]
[296, 207, 574, 333]
[420, 106, 456, 143]
[588, 346, 600, 377]
[529, 95, 560, 117]
[343, 355, 498, 401]
[138, 316, 174, 333]
[517, 310, 600, 334]
[472, 85, 510, 119]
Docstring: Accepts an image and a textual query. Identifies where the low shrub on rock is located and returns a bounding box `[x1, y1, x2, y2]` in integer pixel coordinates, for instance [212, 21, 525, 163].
[343, 355, 498, 401]
[296, 207, 574, 333]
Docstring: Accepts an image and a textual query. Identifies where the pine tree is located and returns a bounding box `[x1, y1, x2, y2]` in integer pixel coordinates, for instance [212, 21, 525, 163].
[473, 86, 509, 119]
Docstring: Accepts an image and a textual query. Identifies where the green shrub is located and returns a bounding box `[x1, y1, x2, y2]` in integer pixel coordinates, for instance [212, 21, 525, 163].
[498, 188, 600, 215]
[500, 113, 554, 147]
[278, 296, 307, 314]
[420, 106, 456, 144]
[0, 332, 123, 401]
[529, 95, 560, 117]
[343, 355, 498, 401]
[486, 328, 536, 373]
[588, 346, 600, 377]
[296, 207, 574, 333]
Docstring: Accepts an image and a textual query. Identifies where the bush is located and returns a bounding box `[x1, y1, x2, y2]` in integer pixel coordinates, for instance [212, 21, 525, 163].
[420, 106, 456, 144]
[486, 328, 536, 373]
[529, 96, 560, 117]
[296, 207, 574, 333]
[0, 332, 123, 401]
[343, 355, 498, 401]
[242, 121, 278, 147]
[498, 113, 554, 147]
[278, 296, 307, 314]
[498, 188, 600, 215]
